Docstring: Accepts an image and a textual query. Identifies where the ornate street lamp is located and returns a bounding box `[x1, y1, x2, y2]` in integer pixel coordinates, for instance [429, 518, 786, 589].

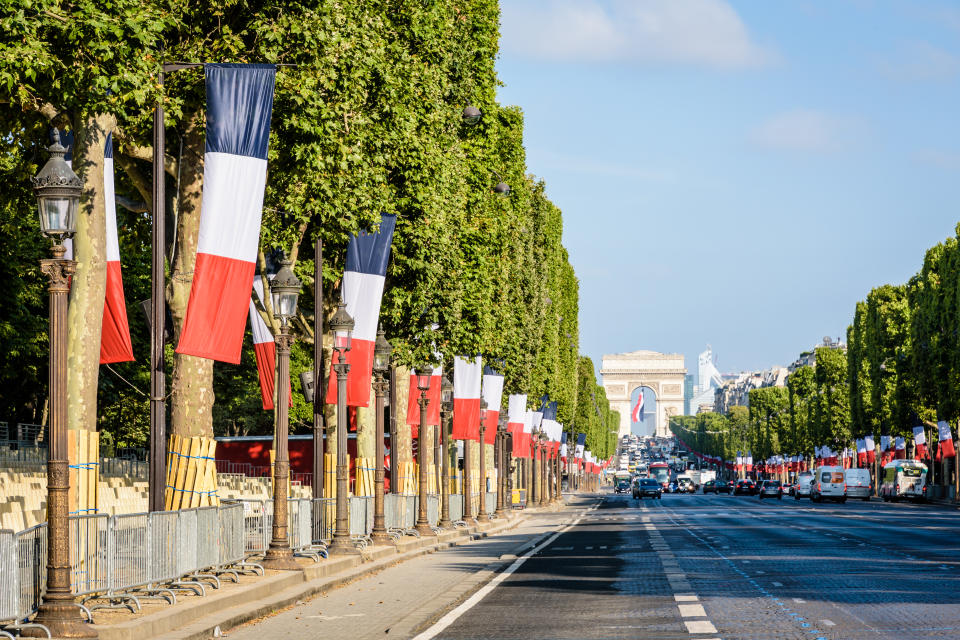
[415, 367, 435, 535]
[328, 300, 356, 554]
[477, 399, 490, 522]
[539, 431, 548, 507]
[494, 415, 507, 517]
[438, 376, 454, 528]
[29, 130, 95, 638]
[370, 329, 393, 544]
[262, 259, 302, 570]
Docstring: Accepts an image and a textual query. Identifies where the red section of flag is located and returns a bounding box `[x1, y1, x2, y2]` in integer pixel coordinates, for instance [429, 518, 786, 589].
[177, 253, 255, 363]
[253, 340, 276, 410]
[100, 261, 135, 363]
[452, 397, 481, 440]
[483, 411, 499, 445]
[324, 338, 375, 407]
[407, 373, 442, 431]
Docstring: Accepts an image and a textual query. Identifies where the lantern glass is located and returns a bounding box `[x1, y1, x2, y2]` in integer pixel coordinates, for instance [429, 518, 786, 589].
[37, 195, 77, 238]
[373, 330, 392, 373]
[272, 288, 299, 323]
[441, 376, 453, 406]
[330, 301, 354, 351]
[416, 368, 432, 391]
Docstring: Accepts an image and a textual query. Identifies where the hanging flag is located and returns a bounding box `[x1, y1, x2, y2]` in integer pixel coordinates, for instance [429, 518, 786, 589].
[451, 356, 482, 440]
[575, 433, 586, 460]
[631, 391, 644, 423]
[865, 434, 876, 463]
[407, 362, 442, 438]
[856, 439, 867, 465]
[481, 366, 505, 445]
[324, 213, 397, 407]
[895, 436, 906, 459]
[913, 426, 928, 459]
[100, 132, 134, 364]
[177, 64, 277, 363]
[938, 421, 956, 458]
[881, 435, 891, 452]
[248, 276, 276, 410]
[507, 394, 527, 457]
[523, 410, 535, 458]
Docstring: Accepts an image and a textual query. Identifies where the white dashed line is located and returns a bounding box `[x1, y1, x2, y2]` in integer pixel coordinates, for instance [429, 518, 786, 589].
[793, 598, 805, 603]
[678, 604, 707, 617]
[675, 595, 699, 602]
[820, 619, 836, 627]
[684, 620, 719, 634]
[772, 581, 783, 587]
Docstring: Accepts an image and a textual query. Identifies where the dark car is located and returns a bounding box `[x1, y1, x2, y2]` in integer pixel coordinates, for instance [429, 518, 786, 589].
[677, 477, 696, 494]
[703, 480, 718, 494]
[758, 479, 783, 500]
[633, 478, 662, 500]
[715, 480, 732, 494]
[734, 479, 757, 495]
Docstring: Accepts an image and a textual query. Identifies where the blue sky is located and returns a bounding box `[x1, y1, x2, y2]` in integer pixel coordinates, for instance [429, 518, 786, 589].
[495, 0, 960, 377]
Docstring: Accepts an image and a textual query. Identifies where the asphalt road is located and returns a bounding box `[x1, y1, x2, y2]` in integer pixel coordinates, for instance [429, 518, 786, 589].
[422, 491, 960, 640]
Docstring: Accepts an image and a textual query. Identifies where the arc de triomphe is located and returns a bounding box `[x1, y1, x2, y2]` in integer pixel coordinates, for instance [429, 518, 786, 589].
[600, 350, 687, 438]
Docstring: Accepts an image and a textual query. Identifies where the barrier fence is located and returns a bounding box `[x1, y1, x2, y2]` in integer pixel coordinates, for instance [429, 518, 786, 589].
[1, 490, 524, 633]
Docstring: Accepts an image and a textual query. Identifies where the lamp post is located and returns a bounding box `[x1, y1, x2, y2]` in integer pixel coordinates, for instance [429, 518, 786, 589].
[328, 301, 356, 555]
[262, 260, 302, 570]
[539, 432, 548, 507]
[415, 368, 435, 535]
[505, 432, 514, 512]
[370, 330, 393, 544]
[477, 399, 490, 522]
[439, 376, 454, 528]
[529, 432, 537, 506]
[463, 428, 475, 524]
[495, 417, 507, 517]
[29, 130, 96, 638]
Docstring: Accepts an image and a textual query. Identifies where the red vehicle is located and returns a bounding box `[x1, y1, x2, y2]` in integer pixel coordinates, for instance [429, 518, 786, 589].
[649, 462, 671, 489]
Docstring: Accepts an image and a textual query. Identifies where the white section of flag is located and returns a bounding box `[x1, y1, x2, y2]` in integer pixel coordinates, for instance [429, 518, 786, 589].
[196, 152, 268, 260]
[453, 356, 482, 399]
[508, 395, 527, 423]
[342, 271, 386, 342]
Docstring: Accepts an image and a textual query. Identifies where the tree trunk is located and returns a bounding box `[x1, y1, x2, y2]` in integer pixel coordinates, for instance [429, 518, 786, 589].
[166, 116, 214, 438]
[66, 113, 115, 436]
[393, 366, 412, 465]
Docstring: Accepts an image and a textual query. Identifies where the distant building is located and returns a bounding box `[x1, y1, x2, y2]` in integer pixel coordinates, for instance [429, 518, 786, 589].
[689, 346, 723, 413]
[789, 336, 846, 371]
[684, 374, 695, 415]
[600, 350, 687, 438]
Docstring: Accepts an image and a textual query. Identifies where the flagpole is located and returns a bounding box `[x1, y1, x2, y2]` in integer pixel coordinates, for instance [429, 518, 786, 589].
[312, 238, 323, 501]
[149, 68, 167, 513]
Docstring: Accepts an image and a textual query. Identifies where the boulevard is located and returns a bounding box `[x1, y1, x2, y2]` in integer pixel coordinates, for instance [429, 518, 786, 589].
[229, 492, 960, 640]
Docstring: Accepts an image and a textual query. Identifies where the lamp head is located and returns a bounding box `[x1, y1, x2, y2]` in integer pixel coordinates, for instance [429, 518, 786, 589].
[461, 105, 482, 126]
[330, 300, 355, 352]
[373, 329, 393, 373]
[270, 259, 301, 326]
[32, 128, 81, 242]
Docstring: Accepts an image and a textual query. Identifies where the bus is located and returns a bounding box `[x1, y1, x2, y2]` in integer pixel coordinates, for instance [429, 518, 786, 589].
[649, 462, 670, 489]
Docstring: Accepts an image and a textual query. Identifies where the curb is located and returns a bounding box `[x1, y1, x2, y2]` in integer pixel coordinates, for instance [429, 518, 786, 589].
[93, 515, 527, 640]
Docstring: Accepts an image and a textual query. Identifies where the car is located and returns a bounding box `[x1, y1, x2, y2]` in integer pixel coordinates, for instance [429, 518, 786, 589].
[844, 468, 872, 501]
[793, 473, 814, 499]
[811, 466, 847, 503]
[703, 480, 718, 494]
[633, 477, 662, 500]
[733, 479, 757, 495]
[715, 480, 732, 494]
[676, 477, 696, 493]
[758, 479, 783, 500]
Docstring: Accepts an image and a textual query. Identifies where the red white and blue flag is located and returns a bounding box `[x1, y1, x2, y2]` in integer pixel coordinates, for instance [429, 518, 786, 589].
[864, 434, 876, 463]
[507, 394, 527, 457]
[939, 421, 955, 458]
[177, 64, 277, 363]
[481, 366, 504, 445]
[324, 213, 397, 407]
[248, 276, 276, 410]
[913, 426, 928, 459]
[631, 391, 644, 423]
[451, 356, 482, 440]
[99, 133, 134, 364]
[408, 362, 442, 438]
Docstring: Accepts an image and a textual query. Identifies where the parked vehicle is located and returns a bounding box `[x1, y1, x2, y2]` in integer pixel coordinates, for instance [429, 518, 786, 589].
[844, 468, 872, 501]
[734, 479, 757, 495]
[793, 473, 814, 500]
[811, 466, 846, 503]
[758, 479, 783, 500]
[633, 477, 662, 500]
[880, 460, 928, 502]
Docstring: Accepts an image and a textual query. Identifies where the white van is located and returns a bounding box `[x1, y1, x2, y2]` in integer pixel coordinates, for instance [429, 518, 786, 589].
[793, 472, 814, 499]
[844, 468, 872, 500]
[880, 460, 928, 502]
[811, 466, 846, 503]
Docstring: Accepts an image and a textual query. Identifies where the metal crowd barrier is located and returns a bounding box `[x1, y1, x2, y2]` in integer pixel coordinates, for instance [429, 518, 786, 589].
[426, 495, 440, 527]
[448, 494, 465, 524]
[311, 498, 334, 544]
[485, 492, 497, 517]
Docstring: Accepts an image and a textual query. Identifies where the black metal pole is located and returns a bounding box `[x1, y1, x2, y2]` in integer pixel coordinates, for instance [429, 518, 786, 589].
[149, 71, 166, 513]
[389, 366, 398, 493]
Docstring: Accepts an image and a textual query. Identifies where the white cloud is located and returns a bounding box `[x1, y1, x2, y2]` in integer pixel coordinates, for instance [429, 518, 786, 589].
[749, 110, 863, 153]
[500, 0, 774, 69]
[878, 41, 960, 82]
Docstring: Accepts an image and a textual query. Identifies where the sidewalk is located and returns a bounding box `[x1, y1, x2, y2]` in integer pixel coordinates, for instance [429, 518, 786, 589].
[88, 501, 575, 640]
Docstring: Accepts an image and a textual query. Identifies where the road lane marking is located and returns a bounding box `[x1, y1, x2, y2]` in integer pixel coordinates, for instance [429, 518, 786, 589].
[678, 604, 707, 617]
[820, 619, 835, 626]
[684, 620, 718, 634]
[411, 503, 590, 640]
[552, 546, 573, 551]
[772, 582, 783, 587]
[675, 595, 699, 602]
[793, 598, 805, 603]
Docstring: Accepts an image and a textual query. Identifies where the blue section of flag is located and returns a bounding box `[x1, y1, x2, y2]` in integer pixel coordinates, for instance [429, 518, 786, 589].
[345, 213, 397, 276]
[542, 401, 558, 421]
[576, 433, 586, 446]
[561, 432, 568, 445]
[105, 132, 113, 159]
[204, 64, 276, 160]
[483, 365, 502, 377]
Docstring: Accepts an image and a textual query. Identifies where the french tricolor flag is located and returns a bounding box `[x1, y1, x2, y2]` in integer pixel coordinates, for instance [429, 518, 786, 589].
[522, 410, 535, 458]
[99, 133, 134, 364]
[451, 356, 482, 440]
[248, 276, 276, 410]
[938, 421, 955, 458]
[176, 64, 276, 363]
[324, 213, 396, 407]
[408, 362, 442, 438]
[507, 394, 527, 457]
[481, 366, 504, 445]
